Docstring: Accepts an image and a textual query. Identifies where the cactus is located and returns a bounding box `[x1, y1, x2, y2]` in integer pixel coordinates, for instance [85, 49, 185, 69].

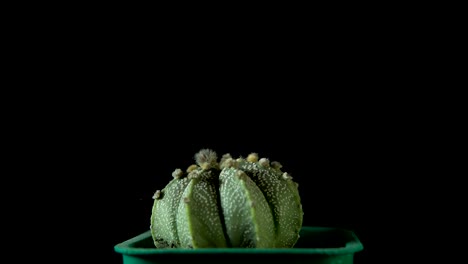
[150, 149, 303, 248]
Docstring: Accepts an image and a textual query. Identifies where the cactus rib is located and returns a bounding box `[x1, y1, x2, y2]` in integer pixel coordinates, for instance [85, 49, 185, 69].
[150, 149, 303, 248]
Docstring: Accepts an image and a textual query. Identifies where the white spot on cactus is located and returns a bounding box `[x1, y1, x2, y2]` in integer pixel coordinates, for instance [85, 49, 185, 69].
[188, 170, 200, 179]
[199, 163, 209, 170]
[195, 149, 218, 170]
[271, 161, 282, 170]
[172, 168, 183, 179]
[259, 158, 270, 167]
[247, 153, 258, 163]
[282, 172, 292, 180]
[186, 164, 198, 173]
[220, 158, 238, 169]
[236, 170, 247, 180]
[152, 190, 161, 199]
[220, 153, 232, 166]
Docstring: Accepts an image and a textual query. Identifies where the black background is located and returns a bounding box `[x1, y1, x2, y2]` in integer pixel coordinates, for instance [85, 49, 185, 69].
[27, 48, 419, 264]
[60, 90, 403, 264]
[39, 53, 414, 264]
[25, 13, 424, 263]
[31, 68, 421, 264]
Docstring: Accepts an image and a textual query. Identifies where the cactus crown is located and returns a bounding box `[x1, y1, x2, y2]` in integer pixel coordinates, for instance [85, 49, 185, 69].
[150, 149, 303, 249]
[194, 148, 218, 170]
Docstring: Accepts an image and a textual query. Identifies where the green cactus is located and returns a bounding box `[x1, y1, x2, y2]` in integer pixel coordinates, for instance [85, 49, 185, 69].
[150, 149, 303, 248]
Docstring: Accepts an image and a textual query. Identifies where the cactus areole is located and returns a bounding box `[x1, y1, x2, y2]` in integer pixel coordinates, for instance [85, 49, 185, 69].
[150, 149, 303, 249]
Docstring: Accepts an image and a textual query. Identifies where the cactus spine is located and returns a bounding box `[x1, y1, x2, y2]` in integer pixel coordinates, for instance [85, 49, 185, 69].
[150, 149, 303, 248]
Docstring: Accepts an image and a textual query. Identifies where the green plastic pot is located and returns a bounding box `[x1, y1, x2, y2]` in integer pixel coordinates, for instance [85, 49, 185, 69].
[114, 226, 363, 264]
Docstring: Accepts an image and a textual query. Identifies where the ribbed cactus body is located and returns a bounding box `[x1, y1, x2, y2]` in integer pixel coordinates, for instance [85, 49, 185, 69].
[219, 167, 275, 247]
[150, 150, 303, 249]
